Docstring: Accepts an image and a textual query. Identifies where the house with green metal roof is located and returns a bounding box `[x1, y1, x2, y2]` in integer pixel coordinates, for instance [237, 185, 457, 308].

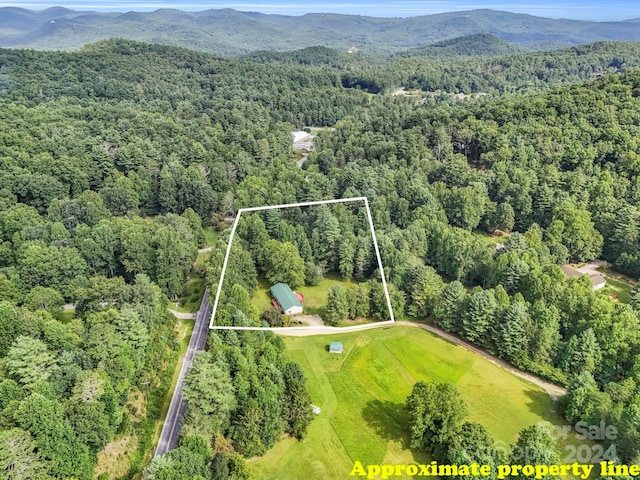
[329, 342, 344, 354]
[270, 283, 303, 315]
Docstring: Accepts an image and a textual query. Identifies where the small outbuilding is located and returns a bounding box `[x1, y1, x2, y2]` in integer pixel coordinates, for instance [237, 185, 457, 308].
[270, 282, 303, 315]
[329, 342, 344, 354]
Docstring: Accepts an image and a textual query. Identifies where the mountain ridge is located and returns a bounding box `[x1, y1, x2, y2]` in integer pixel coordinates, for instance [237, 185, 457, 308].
[2, 7, 640, 56]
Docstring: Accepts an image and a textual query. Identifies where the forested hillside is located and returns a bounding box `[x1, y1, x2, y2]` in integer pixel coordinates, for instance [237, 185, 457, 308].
[392, 33, 527, 59]
[244, 40, 640, 95]
[0, 38, 639, 477]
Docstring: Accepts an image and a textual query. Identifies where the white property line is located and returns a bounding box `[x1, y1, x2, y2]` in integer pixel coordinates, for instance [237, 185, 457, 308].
[209, 196, 395, 330]
[206, 320, 394, 333]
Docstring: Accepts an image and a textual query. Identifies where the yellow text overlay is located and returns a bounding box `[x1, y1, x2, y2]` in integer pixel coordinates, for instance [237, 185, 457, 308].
[349, 461, 640, 479]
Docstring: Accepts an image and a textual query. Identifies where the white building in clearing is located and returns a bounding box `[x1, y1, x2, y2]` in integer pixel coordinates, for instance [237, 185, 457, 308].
[270, 283, 304, 315]
[292, 131, 314, 151]
[561, 265, 606, 290]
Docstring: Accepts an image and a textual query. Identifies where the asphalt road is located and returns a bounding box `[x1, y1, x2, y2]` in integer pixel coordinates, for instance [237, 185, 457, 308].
[155, 288, 212, 457]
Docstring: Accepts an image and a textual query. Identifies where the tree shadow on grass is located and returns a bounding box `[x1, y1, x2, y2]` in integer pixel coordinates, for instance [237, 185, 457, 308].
[361, 399, 412, 449]
[522, 388, 558, 418]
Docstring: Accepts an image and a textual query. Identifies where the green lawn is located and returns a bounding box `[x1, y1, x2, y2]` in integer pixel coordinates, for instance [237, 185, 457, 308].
[201, 227, 219, 247]
[251, 273, 361, 317]
[249, 326, 567, 480]
[604, 278, 633, 303]
[597, 266, 636, 303]
[174, 278, 205, 313]
[194, 250, 211, 274]
[251, 276, 275, 313]
[474, 229, 510, 244]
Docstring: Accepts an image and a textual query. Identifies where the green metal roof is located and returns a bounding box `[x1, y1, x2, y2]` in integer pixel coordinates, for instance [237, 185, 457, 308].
[270, 283, 302, 311]
[329, 342, 343, 351]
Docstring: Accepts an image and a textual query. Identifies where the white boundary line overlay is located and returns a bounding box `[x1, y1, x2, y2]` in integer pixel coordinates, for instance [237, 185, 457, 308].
[209, 196, 395, 330]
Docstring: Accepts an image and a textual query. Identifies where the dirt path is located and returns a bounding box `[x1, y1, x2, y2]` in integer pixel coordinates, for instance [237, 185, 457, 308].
[293, 314, 324, 326]
[168, 309, 197, 320]
[275, 320, 566, 400]
[296, 153, 308, 167]
[575, 260, 605, 275]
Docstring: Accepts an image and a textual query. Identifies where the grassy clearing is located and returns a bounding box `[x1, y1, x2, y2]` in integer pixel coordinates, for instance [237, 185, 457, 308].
[94, 435, 139, 479]
[598, 266, 636, 303]
[173, 278, 205, 314]
[297, 274, 360, 316]
[251, 276, 275, 313]
[201, 227, 219, 247]
[249, 326, 568, 480]
[194, 250, 211, 274]
[474, 229, 510, 245]
[605, 278, 632, 303]
[251, 273, 361, 317]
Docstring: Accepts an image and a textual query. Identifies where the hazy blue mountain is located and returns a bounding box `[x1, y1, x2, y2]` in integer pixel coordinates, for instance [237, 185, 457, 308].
[1, 7, 640, 56]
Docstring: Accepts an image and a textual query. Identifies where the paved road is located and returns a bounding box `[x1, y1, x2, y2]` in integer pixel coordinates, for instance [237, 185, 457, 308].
[274, 320, 566, 400]
[155, 288, 212, 457]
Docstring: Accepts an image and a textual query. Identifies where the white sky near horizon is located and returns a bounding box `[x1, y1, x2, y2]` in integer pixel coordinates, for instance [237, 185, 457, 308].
[1, 0, 639, 21]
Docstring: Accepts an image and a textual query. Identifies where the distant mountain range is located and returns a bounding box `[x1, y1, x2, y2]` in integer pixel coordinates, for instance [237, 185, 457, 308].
[1, 7, 640, 56]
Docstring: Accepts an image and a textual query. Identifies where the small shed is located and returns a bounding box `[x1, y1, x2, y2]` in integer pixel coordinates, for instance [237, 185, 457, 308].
[329, 342, 344, 354]
[270, 283, 303, 315]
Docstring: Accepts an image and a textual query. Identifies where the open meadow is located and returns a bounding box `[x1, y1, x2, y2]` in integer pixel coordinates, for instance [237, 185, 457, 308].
[251, 273, 361, 317]
[249, 326, 568, 480]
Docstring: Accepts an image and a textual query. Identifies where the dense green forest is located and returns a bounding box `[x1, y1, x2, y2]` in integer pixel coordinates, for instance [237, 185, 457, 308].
[244, 40, 640, 95]
[208, 203, 396, 328]
[0, 37, 640, 477]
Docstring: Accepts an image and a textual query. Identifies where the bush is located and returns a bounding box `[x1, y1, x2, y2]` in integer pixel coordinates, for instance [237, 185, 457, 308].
[260, 306, 283, 327]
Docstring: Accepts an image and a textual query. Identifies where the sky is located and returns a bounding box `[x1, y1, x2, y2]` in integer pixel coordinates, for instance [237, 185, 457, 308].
[2, 0, 639, 21]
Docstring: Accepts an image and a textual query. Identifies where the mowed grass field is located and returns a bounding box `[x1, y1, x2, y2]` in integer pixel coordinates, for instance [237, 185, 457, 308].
[251, 273, 361, 316]
[597, 265, 636, 303]
[249, 326, 566, 480]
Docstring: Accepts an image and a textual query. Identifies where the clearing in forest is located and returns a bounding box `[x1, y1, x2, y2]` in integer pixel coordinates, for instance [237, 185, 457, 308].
[209, 197, 394, 331]
[248, 326, 573, 480]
